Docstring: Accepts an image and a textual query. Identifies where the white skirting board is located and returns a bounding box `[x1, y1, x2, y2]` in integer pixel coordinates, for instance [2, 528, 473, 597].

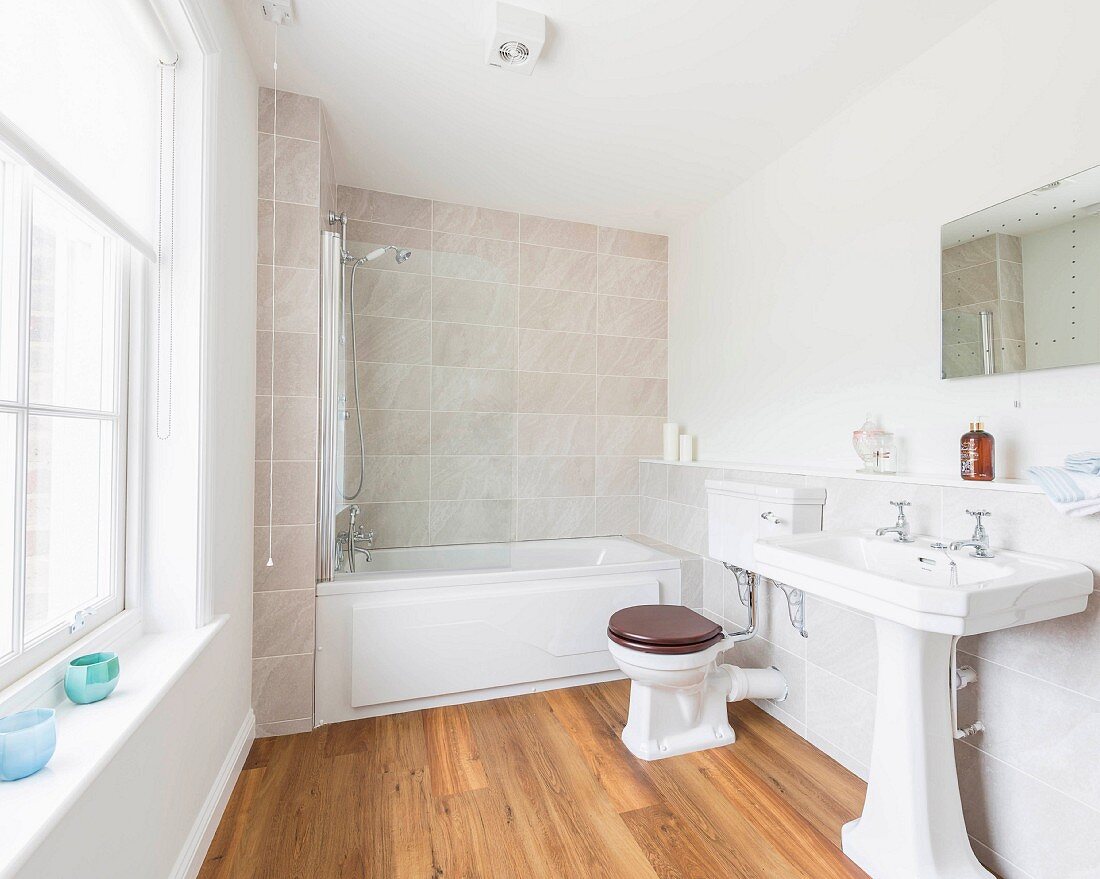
[170, 710, 255, 879]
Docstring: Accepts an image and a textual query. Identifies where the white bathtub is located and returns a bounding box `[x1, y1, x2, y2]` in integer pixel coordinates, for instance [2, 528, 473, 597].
[315, 536, 682, 725]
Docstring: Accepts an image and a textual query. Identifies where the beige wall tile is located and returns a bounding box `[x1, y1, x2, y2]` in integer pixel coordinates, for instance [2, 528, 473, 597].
[519, 244, 597, 292]
[348, 270, 431, 319]
[346, 219, 432, 252]
[666, 465, 716, 507]
[516, 287, 597, 333]
[256, 266, 319, 334]
[598, 295, 668, 339]
[345, 456, 430, 503]
[274, 136, 320, 205]
[256, 718, 313, 738]
[339, 186, 432, 229]
[517, 497, 595, 540]
[596, 415, 662, 456]
[433, 201, 519, 240]
[942, 261, 999, 308]
[640, 461, 668, 499]
[430, 499, 514, 544]
[253, 525, 316, 591]
[256, 331, 272, 394]
[359, 502, 430, 547]
[941, 236, 997, 273]
[640, 496, 668, 542]
[431, 456, 514, 500]
[516, 328, 595, 374]
[355, 363, 430, 410]
[596, 456, 639, 496]
[432, 278, 516, 326]
[666, 502, 706, 555]
[252, 653, 314, 725]
[258, 133, 274, 199]
[271, 332, 318, 397]
[518, 414, 595, 455]
[521, 215, 597, 251]
[431, 411, 514, 455]
[354, 316, 431, 365]
[255, 395, 318, 461]
[597, 376, 667, 417]
[257, 201, 274, 265]
[805, 665, 875, 766]
[517, 371, 595, 415]
[597, 336, 667, 377]
[996, 233, 1022, 263]
[597, 254, 667, 299]
[361, 409, 430, 455]
[253, 589, 315, 658]
[432, 232, 519, 284]
[254, 460, 317, 527]
[595, 496, 639, 535]
[431, 366, 515, 412]
[998, 260, 1023, 301]
[258, 88, 320, 141]
[598, 227, 668, 261]
[432, 322, 515, 369]
[517, 456, 594, 498]
[274, 201, 321, 269]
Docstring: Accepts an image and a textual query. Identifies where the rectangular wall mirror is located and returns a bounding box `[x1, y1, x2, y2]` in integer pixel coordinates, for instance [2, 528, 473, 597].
[941, 164, 1100, 378]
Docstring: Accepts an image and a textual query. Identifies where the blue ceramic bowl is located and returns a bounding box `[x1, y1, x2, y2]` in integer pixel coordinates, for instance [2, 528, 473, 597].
[65, 652, 120, 705]
[0, 708, 56, 781]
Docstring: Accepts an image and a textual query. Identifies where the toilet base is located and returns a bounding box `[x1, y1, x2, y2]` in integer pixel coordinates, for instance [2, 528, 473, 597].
[620, 667, 736, 761]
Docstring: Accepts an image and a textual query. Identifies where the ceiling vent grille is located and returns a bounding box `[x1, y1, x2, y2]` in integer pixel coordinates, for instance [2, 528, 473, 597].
[486, 3, 546, 76]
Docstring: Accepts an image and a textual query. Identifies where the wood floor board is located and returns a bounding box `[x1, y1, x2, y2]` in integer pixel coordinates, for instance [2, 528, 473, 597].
[202, 682, 869, 879]
[423, 703, 489, 798]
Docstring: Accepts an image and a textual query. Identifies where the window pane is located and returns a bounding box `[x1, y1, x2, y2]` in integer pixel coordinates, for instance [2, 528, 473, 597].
[29, 187, 115, 411]
[24, 414, 114, 643]
[0, 412, 15, 659]
[0, 163, 18, 402]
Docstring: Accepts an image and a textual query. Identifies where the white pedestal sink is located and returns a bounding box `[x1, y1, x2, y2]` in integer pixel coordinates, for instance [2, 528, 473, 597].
[753, 530, 1092, 879]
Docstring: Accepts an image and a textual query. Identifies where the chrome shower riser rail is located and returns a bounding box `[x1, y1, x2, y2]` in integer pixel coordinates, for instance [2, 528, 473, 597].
[317, 230, 342, 582]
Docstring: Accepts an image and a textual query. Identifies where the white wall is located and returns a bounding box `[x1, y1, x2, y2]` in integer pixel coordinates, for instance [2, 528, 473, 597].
[670, 0, 1100, 478]
[15, 0, 258, 873]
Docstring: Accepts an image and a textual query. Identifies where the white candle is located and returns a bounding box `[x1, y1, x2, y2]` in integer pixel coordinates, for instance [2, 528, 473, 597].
[679, 434, 694, 463]
[662, 423, 679, 461]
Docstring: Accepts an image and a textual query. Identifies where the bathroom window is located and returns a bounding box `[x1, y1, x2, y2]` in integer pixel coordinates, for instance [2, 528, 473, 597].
[0, 144, 131, 690]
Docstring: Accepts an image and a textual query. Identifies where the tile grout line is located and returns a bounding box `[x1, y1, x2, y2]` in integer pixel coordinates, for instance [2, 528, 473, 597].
[955, 736, 1100, 818]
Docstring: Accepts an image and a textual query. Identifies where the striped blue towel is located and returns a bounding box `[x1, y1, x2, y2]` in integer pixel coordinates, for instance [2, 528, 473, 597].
[1065, 451, 1100, 475]
[1027, 466, 1100, 516]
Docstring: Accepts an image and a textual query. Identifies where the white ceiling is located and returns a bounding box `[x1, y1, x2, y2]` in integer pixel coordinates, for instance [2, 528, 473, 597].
[234, 0, 998, 233]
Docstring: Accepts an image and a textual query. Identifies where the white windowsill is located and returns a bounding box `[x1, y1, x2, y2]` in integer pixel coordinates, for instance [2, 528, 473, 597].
[0, 615, 226, 879]
[641, 458, 1043, 494]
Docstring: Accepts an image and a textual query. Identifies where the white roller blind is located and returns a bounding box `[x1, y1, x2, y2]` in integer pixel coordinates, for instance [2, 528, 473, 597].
[0, 0, 159, 241]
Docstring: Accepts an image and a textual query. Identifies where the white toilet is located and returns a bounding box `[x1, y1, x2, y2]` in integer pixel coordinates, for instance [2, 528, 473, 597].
[609, 481, 825, 761]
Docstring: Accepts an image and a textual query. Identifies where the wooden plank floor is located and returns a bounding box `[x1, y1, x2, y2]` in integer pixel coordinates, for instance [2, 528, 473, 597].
[200, 681, 869, 879]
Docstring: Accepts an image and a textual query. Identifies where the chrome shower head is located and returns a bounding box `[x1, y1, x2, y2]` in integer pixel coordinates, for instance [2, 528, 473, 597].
[361, 244, 413, 265]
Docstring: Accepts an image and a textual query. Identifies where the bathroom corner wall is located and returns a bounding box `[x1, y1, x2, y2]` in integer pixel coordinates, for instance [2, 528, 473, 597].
[252, 88, 328, 736]
[336, 188, 668, 546]
[643, 461, 1100, 879]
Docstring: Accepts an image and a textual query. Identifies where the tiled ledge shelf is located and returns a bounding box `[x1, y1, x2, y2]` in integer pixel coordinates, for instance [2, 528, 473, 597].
[640, 458, 1043, 494]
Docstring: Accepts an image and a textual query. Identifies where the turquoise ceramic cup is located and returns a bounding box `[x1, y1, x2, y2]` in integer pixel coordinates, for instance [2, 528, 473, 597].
[65, 652, 120, 705]
[0, 708, 56, 781]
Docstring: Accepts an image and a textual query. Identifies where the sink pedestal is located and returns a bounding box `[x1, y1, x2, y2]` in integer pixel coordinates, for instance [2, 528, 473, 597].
[841, 619, 993, 879]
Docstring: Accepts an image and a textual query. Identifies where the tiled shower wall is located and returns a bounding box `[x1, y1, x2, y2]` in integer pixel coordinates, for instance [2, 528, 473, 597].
[641, 461, 1100, 879]
[337, 188, 668, 547]
[251, 88, 335, 736]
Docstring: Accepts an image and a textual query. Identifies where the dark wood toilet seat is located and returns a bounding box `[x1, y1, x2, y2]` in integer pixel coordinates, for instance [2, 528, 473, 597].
[608, 605, 725, 655]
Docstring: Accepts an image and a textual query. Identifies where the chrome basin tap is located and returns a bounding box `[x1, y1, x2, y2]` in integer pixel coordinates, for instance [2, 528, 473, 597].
[875, 500, 914, 543]
[950, 509, 995, 558]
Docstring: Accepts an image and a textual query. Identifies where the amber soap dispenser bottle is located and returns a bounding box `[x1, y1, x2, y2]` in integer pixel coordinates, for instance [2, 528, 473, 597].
[961, 419, 995, 481]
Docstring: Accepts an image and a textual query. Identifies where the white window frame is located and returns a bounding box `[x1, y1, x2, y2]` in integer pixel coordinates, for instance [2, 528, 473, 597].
[0, 137, 143, 693]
